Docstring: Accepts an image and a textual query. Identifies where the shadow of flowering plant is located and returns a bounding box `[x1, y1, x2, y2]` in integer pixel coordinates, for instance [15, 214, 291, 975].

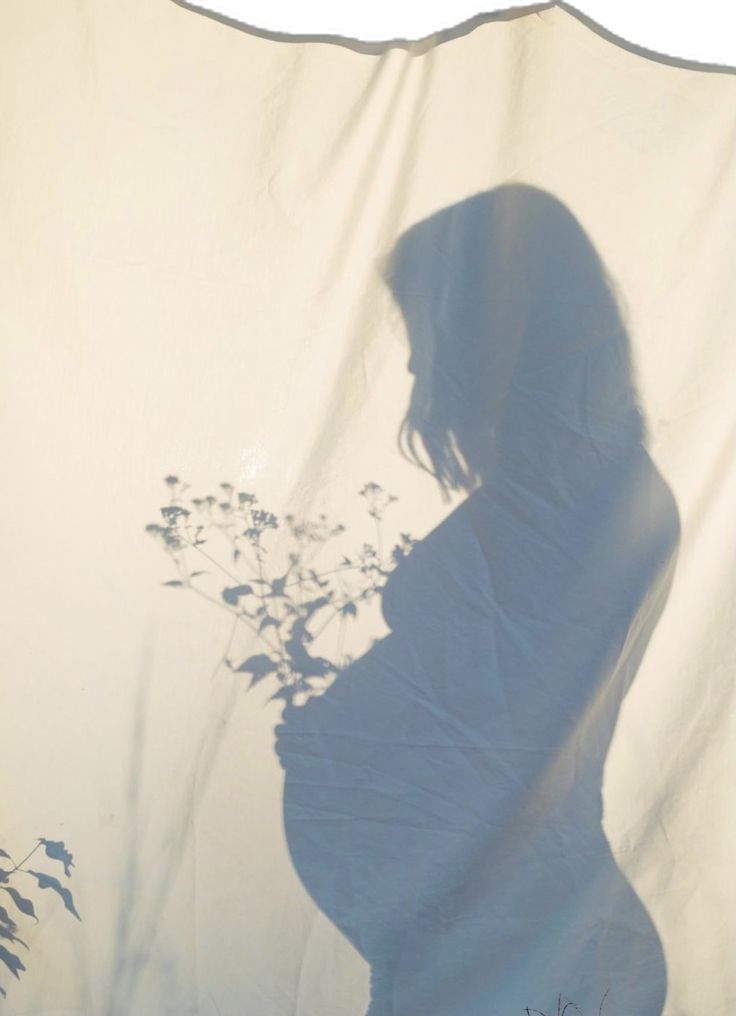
[145, 477, 414, 706]
[0, 838, 80, 998]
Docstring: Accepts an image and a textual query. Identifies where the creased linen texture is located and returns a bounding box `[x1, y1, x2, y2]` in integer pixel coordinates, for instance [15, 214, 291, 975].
[1, 2, 734, 1014]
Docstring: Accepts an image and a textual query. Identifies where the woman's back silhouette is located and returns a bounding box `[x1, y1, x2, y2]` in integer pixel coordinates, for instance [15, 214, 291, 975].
[277, 185, 680, 1015]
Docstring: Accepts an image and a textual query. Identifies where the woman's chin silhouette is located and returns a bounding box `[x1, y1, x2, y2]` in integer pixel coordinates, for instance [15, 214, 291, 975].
[276, 185, 679, 1015]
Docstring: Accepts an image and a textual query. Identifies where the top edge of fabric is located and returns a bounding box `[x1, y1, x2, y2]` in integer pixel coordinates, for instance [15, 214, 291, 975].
[170, 0, 736, 74]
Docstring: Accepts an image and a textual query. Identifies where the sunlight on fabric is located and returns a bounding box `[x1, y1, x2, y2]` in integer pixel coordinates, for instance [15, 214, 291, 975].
[2, 2, 735, 1014]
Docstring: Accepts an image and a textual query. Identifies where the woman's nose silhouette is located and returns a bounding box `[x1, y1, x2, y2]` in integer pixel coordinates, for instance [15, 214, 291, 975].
[277, 185, 679, 1016]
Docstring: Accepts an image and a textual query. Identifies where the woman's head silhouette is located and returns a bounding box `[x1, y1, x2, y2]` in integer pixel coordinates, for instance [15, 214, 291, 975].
[382, 184, 645, 495]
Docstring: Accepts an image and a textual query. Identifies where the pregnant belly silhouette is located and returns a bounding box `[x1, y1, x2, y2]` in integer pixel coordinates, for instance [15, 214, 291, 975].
[277, 472, 678, 1015]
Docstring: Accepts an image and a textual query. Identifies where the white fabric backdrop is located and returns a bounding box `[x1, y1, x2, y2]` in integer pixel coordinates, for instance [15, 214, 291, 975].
[190, 0, 736, 67]
[1, 2, 734, 1013]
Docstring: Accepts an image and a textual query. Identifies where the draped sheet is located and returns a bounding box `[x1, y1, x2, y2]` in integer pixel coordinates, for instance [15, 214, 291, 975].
[1, 3, 735, 1013]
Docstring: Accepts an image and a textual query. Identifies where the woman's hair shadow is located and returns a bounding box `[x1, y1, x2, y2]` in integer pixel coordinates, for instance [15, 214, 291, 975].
[277, 184, 680, 1015]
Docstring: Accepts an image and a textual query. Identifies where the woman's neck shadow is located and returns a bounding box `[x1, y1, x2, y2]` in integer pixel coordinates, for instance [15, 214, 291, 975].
[278, 184, 680, 1015]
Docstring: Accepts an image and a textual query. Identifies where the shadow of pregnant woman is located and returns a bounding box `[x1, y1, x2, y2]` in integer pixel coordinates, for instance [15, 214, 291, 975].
[276, 185, 680, 1015]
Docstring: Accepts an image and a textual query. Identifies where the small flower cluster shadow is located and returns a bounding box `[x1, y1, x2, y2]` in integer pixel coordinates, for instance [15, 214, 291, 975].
[146, 478, 415, 705]
[0, 838, 79, 997]
[146, 483, 615, 1015]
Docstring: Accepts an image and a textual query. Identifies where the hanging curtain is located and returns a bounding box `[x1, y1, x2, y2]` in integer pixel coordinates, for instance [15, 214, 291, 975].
[2, 3, 734, 1013]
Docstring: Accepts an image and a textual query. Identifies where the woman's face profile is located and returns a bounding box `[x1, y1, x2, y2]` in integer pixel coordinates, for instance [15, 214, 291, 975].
[387, 217, 529, 493]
